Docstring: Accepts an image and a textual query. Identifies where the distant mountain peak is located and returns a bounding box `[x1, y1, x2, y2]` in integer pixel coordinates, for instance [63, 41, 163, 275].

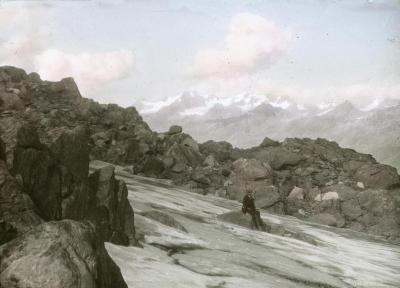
[336, 100, 357, 110]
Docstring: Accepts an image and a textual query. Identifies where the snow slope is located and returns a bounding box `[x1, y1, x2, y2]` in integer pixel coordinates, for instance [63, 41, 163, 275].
[90, 161, 400, 288]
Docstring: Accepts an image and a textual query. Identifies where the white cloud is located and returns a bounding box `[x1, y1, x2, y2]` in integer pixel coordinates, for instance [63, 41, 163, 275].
[190, 13, 291, 79]
[0, 3, 134, 98]
[0, 4, 51, 70]
[34, 49, 134, 95]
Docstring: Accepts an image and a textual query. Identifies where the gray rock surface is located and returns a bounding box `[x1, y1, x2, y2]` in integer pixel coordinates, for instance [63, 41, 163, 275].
[0, 220, 127, 288]
[168, 125, 183, 135]
[140, 210, 187, 232]
[11, 125, 138, 246]
[354, 163, 399, 189]
[0, 158, 42, 245]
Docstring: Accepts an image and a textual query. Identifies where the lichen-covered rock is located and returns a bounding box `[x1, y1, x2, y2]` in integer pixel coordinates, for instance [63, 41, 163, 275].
[0, 220, 128, 288]
[354, 163, 399, 189]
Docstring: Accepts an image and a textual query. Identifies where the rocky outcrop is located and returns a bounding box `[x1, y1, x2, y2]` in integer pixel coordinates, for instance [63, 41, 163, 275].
[88, 165, 139, 246]
[354, 163, 399, 189]
[12, 125, 88, 221]
[12, 124, 138, 246]
[0, 130, 130, 287]
[0, 149, 42, 245]
[0, 220, 127, 288]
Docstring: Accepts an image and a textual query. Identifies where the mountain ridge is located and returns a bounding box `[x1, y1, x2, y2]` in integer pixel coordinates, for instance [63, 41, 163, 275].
[143, 91, 400, 170]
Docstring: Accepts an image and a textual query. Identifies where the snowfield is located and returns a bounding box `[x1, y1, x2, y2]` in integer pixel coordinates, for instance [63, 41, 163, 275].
[90, 162, 400, 288]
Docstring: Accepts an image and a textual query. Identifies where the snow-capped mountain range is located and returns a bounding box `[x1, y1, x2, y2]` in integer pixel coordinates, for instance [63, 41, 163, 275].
[140, 91, 400, 170]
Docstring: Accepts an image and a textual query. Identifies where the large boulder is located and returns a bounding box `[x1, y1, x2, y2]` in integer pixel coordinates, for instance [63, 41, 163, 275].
[0, 92, 24, 111]
[254, 186, 281, 209]
[0, 160, 42, 245]
[88, 165, 139, 246]
[226, 158, 274, 202]
[247, 147, 305, 170]
[168, 125, 183, 135]
[166, 142, 203, 170]
[191, 167, 211, 186]
[199, 140, 235, 162]
[0, 220, 128, 288]
[341, 199, 363, 221]
[231, 158, 272, 181]
[0, 66, 27, 83]
[354, 164, 399, 189]
[141, 156, 165, 177]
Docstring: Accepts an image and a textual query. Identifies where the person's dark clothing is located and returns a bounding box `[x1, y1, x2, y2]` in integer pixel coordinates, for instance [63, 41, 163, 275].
[242, 194, 256, 214]
[242, 194, 261, 230]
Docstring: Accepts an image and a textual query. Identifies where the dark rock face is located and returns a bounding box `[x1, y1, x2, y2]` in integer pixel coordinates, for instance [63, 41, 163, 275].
[0, 220, 127, 288]
[51, 125, 90, 181]
[0, 128, 131, 287]
[13, 125, 88, 221]
[88, 165, 139, 246]
[12, 125, 138, 246]
[0, 138, 5, 161]
[0, 159, 42, 245]
[141, 156, 165, 177]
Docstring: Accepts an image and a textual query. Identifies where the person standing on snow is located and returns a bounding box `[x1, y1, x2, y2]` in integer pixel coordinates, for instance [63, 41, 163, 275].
[242, 188, 263, 230]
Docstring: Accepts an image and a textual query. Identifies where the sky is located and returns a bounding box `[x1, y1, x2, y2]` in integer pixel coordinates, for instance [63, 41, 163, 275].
[0, 0, 399, 108]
